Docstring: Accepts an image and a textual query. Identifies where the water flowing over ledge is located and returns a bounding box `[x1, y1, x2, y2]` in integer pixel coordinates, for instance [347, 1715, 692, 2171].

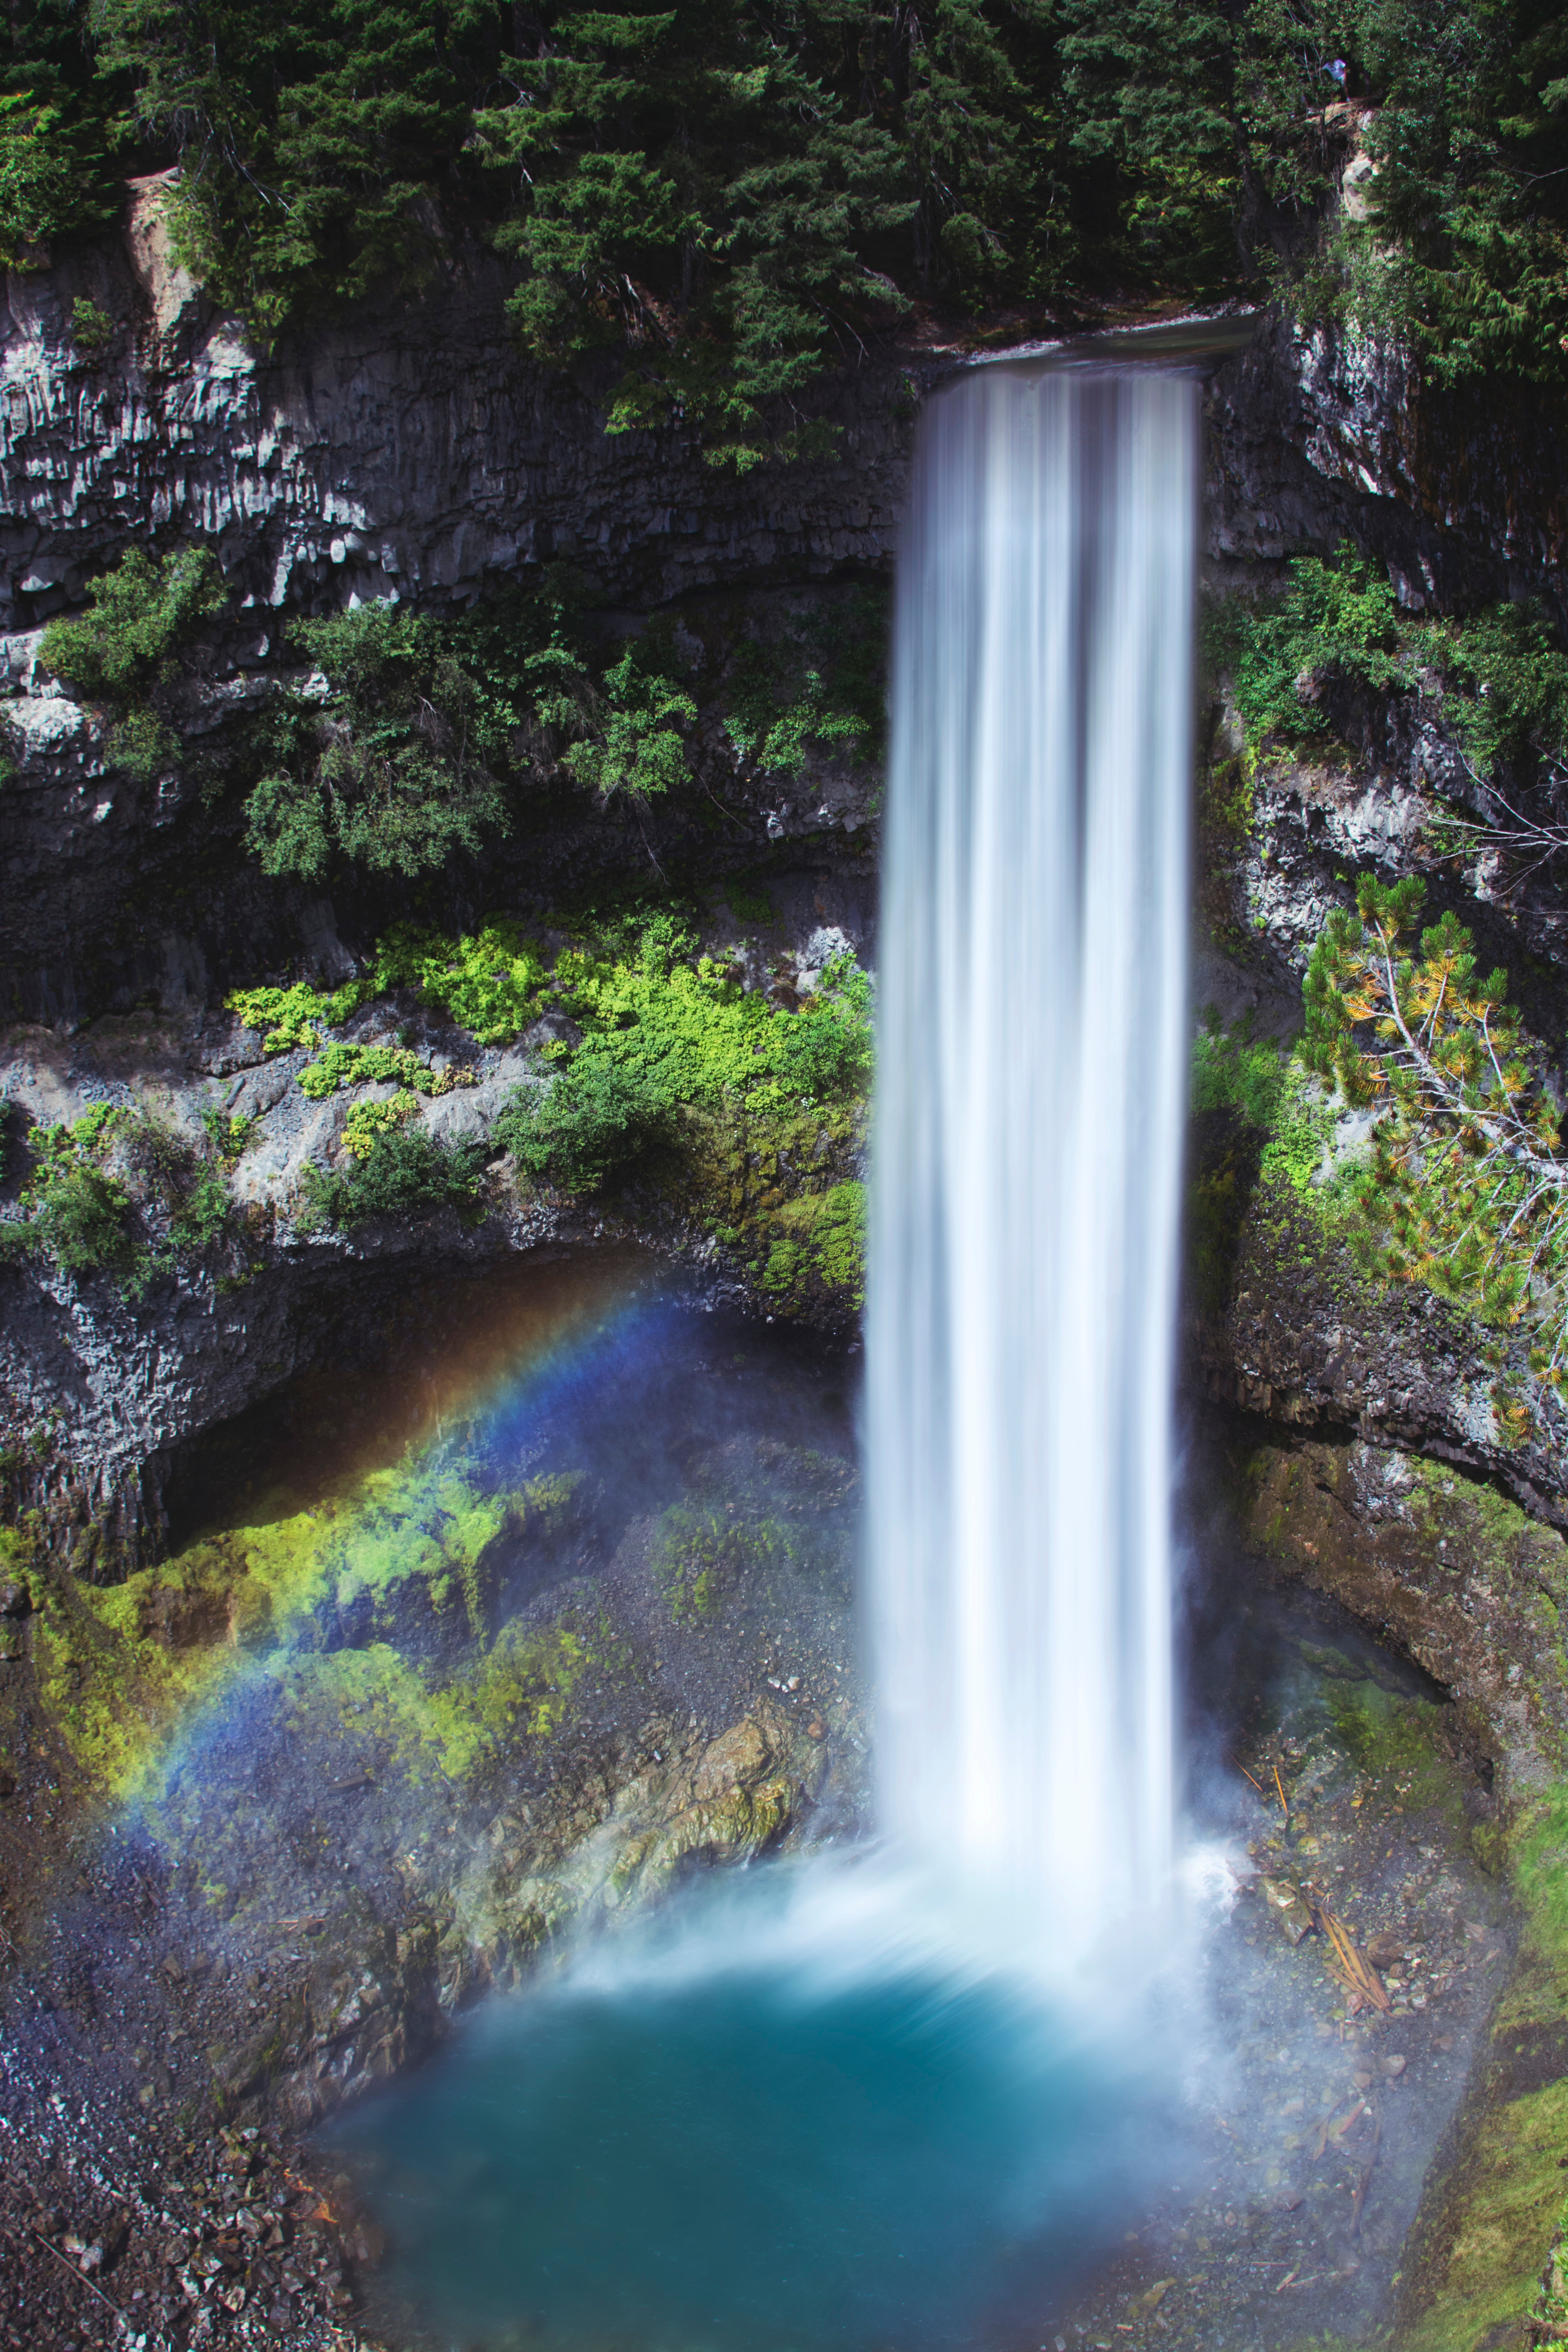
[868, 365, 1198, 1971]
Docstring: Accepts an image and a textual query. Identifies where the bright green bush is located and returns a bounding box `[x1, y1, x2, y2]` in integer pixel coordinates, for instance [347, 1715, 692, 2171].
[372, 922, 552, 1047]
[492, 916, 871, 1192]
[297, 1127, 486, 1230]
[226, 979, 376, 1053]
[38, 546, 227, 788]
[40, 547, 226, 701]
[296, 1040, 470, 1101]
[1215, 546, 1568, 784]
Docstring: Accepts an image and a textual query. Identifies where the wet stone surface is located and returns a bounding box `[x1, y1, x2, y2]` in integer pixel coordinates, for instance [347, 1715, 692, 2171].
[1033, 1583, 1509, 2352]
[0, 1279, 867, 2348]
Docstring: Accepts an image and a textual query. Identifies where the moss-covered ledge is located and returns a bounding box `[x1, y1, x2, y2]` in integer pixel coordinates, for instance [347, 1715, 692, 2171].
[1201, 1413, 1568, 2350]
[1187, 1142, 1568, 1532]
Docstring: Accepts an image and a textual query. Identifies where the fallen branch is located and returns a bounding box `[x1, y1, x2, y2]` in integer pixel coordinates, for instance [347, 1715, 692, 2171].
[1223, 1747, 1268, 1798]
[0, 2219, 123, 2318]
[1313, 1902, 1392, 2013]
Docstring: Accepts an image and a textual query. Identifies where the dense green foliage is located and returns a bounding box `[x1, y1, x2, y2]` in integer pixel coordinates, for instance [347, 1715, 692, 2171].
[225, 907, 869, 1308]
[245, 603, 513, 879]
[1307, 0, 1568, 387]
[11, 0, 1568, 410]
[236, 583, 878, 879]
[227, 976, 377, 1051]
[39, 545, 227, 783]
[0, 1101, 248, 1289]
[1303, 872, 1568, 1424]
[368, 923, 551, 1046]
[1, 1109, 140, 1279]
[492, 909, 873, 1191]
[1215, 544, 1568, 784]
[298, 1125, 487, 1229]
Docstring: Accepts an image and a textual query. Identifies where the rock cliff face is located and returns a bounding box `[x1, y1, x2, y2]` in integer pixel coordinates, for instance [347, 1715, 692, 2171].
[4, 224, 1568, 1572]
[9, 229, 1568, 2352]
[6, 233, 1568, 1560]
[0, 208, 909, 635]
[1206, 310, 1568, 616]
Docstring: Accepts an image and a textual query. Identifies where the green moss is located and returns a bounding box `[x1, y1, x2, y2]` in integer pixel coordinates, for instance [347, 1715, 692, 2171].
[654, 1503, 786, 1621]
[1398, 2078, 1568, 2352]
[271, 1605, 623, 1784]
[20, 1447, 590, 1800]
[1320, 1679, 1457, 1813]
[1408, 1463, 1568, 1608]
[759, 1181, 866, 1308]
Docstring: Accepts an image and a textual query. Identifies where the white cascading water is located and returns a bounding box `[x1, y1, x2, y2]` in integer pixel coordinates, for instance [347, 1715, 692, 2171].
[867, 361, 1198, 1971]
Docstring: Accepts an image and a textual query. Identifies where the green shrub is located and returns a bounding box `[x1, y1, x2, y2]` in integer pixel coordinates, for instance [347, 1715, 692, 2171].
[1191, 1017, 1288, 1128]
[1301, 871, 1568, 1418]
[724, 669, 868, 779]
[296, 1039, 470, 1101]
[105, 706, 180, 784]
[226, 979, 376, 1053]
[71, 294, 114, 355]
[1214, 549, 1568, 790]
[244, 604, 511, 881]
[371, 922, 552, 1046]
[495, 1061, 669, 1192]
[1436, 603, 1568, 777]
[722, 590, 889, 773]
[483, 915, 870, 1196]
[199, 1107, 258, 1167]
[556, 644, 697, 801]
[9, 1157, 137, 1278]
[0, 92, 109, 263]
[1, 1108, 138, 1281]
[40, 546, 226, 701]
[1216, 546, 1407, 755]
[297, 1128, 487, 1230]
[239, 592, 709, 875]
[38, 545, 227, 789]
[1, 1102, 251, 1290]
[169, 1170, 235, 1252]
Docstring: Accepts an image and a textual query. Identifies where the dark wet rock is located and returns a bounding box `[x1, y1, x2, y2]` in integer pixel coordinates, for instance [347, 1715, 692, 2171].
[1209, 1421, 1568, 1804]
[1259, 1875, 1316, 1944]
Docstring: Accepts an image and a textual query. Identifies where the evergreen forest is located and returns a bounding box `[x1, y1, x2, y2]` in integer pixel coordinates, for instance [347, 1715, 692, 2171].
[6, 0, 1568, 439]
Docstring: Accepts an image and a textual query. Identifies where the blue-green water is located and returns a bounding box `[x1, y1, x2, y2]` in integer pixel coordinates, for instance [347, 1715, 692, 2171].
[328, 1881, 1179, 2352]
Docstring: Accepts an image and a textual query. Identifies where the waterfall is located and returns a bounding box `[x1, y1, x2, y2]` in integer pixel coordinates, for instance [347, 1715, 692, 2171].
[867, 363, 1197, 1969]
